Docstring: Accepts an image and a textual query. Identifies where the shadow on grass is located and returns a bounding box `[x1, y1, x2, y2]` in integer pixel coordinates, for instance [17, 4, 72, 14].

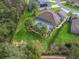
[48, 23, 64, 48]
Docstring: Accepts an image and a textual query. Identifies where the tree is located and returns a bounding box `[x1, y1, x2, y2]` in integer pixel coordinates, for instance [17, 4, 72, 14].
[40, 24, 48, 35]
[28, 0, 39, 11]
[0, 41, 42, 59]
[0, 1, 16, 42]
[0, 0, 25, 42]
[25, 18, 34, 30]
[28, 40, 44, 59]
[67, 11, 73, 16]
[35, 23, 48, 36]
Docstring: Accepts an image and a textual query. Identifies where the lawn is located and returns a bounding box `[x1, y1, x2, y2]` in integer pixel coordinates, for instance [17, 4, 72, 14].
[14, 9, 38, 40]
[50, 7, 60, 12]
[55, 22, 79, 44]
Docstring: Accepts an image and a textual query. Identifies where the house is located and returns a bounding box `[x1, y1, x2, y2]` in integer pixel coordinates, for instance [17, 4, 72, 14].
[35, 11, 61, 32]
[71, 14, 79, 34]
[65, 0, 79, 7]
[41, 56, 66, 59]
[38, 0, 52, 4]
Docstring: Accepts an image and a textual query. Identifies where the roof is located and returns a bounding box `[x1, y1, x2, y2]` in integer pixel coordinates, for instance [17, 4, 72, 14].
[38, 0, 52, 4]
[42, 56, 66, 59]
[71, 18, 79, 34]
[57, 9, 67, 19]
[37, 11, 61, 26]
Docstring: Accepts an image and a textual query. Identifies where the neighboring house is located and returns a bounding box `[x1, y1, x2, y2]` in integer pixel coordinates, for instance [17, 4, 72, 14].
[41, 56, 66, 59]
[35, 11, 61, 32]
[71, 14, 79, 34]
[65, 0, 79, 7]
[38, 0, 52, 4]
[38, 0, 52, 10]
[29, 0, 53, 10]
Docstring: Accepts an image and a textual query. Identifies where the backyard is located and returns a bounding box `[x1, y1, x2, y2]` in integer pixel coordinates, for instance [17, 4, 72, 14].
[14, 9, 51, 47]
[14, 9, 79, 48]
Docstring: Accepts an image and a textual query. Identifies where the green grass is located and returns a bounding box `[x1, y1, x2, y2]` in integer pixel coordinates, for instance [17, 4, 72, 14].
[16, 28, 43, 41]
[50, 7, 60, 12]
[55, 22, 79, 44]
[14, 10, 37, 40]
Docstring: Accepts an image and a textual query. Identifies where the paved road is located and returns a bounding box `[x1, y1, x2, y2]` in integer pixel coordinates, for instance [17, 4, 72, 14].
[55, 0, 79, 14]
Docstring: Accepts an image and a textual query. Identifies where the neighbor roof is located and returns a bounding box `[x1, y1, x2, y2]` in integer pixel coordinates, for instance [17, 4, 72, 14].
[38, 0, 52, 4]
[71, 18, 79, 34]
[42, 56, 66, 59]
[37, 11, 61, 26]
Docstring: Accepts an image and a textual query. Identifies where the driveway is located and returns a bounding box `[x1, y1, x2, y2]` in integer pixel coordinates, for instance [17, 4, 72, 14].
[55, 0, 79, 14]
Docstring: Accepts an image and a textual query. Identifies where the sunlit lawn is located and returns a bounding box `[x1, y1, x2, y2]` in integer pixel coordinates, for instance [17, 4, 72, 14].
[55, 22, 79, 44]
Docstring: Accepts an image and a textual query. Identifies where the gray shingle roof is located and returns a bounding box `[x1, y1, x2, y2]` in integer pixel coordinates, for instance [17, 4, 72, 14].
[71, 18, 79, 34]
[37, 11, 61, 26]
[38, 0, 52, 4]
